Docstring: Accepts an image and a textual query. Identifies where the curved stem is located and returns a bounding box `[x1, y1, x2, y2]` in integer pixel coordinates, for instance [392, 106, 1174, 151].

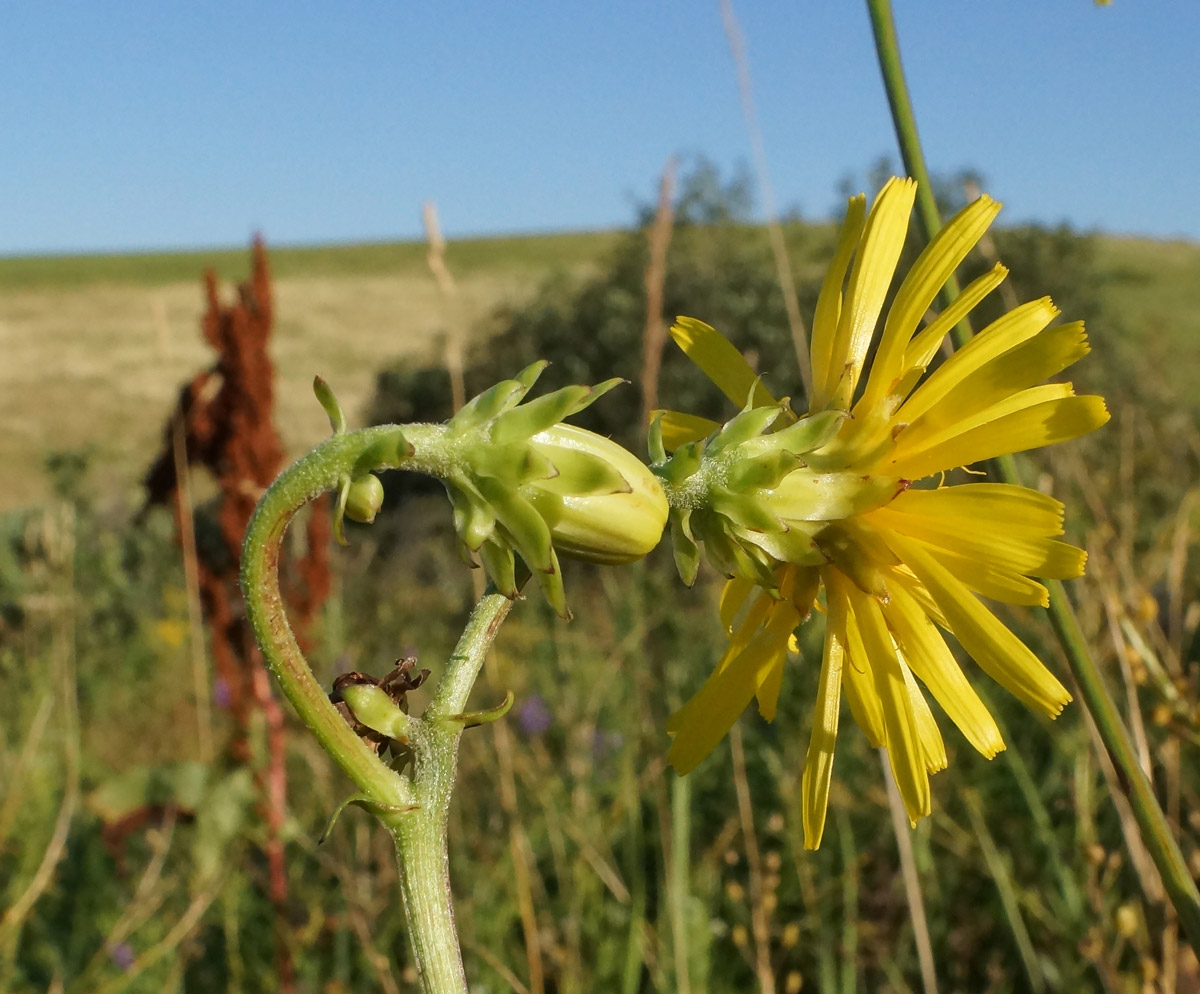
[242, 422, 517, 993]
[865, 0, 1200, 954]
[242, 425, 420, 807]
[385, 590, 515, 994]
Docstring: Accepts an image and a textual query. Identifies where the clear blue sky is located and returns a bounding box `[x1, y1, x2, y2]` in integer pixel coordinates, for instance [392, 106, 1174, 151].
[3, 1, 1197, 255]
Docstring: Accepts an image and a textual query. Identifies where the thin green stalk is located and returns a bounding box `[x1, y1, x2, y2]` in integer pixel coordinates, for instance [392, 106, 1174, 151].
[242, 423, 516, 994]
[864, 0, 974, 353]
[669, 771, 693, 994]
[620, 756, 647, 994]
[836, 811, 859, 994]
[963, 790, 1045, 993]
[864, 0, 1200, 954]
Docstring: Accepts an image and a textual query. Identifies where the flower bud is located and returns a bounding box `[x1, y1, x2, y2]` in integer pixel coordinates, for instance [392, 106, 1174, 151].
[524, 425, 668, 565]
[439, 363, 665, 617]
[344, 473, 385, 523]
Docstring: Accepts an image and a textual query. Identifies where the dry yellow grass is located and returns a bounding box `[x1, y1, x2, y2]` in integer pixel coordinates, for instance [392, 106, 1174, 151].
[0, 268, 538, 511]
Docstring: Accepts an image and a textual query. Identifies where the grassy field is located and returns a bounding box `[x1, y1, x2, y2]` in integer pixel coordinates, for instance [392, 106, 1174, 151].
[3, 222, 1200, 992]
[0, 232, 621, 511]
[1, 228, 1196, 513]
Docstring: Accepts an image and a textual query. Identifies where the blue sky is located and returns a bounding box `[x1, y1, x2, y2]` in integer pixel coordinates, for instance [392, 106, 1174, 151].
[3, 1, 1197, 255]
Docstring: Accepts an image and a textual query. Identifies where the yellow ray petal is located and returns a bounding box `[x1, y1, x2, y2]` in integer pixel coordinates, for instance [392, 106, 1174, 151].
[887, 394, 1110, 480]
[802, 616, 845, 850]
[828, 178, 917, 410]
[670, 317, 778, 410]
[898, 383, 1077, 460]
[882, 583, 1005, 758]
[900, 657, 948, 773]
[897, 538, 1050, 606]
[668, 599, 795, 772]
[810, 194, 867, 409]
[896, 297, 1059, 427]
[756, 569, 800, 723]
[896, 322, 1090, 446]
[882, 482, 1067, 536]
[846, 583, 932, 823]
[667, 598, 767, 738]
[890, 565, 951, 629]
[885, 532, 1072, 717]
[861, 195, 1002, 411]
[789, 565, 822, 622]
[666, 643, 775, 774]
[756, 653, 787, 722]
[670, 572, 796, 730]
[716, 591, 774, 679]
[828, 571, 886, 748]
[871, 488, 1087, 583]
[903, 263, 1008, 372]
[720, 576, 758, 634]
[655, 409, 722, 453]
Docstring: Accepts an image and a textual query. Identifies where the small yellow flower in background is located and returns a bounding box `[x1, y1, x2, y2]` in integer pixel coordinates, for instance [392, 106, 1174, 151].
[654, 177, 1109, 848]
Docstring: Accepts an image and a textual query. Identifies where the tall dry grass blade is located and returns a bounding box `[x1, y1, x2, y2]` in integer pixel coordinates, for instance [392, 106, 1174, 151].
[730, 724, 776, 994]
[963, 789, 1045, 992]
[1166, 491, 1196, 663]
[880, 753, 939, 994]
[470, 943, 531, 994]
[1100, 589, 1154, 775]
[639, 157, 677, 427]
[423, 200, 467, 414]
[718, 0, 813, 401]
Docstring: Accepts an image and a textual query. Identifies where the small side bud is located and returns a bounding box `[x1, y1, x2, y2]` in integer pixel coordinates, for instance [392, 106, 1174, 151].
[345, 474, 385, 524]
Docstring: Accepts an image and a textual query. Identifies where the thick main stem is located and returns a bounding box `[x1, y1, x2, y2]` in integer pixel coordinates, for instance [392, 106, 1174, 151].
[864, 0, 1200, 954]
[242, 423, 515, 994]
[386, 588, 515, 992]
[391, 805, 466, 990]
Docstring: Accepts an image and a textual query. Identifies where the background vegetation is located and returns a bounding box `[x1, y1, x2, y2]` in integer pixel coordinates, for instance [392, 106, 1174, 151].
[2, 164, 1199, 993]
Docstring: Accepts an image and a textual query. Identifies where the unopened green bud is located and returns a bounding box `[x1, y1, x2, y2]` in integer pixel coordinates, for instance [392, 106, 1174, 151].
[524, 424, 668, 565]
[340, 683, 411, 740]
[440, 366, 666, 617]
[345, 473, 385, 523]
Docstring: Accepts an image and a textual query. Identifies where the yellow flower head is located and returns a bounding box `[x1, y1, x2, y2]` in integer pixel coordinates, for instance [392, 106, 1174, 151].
[654, 177, 1109, 848]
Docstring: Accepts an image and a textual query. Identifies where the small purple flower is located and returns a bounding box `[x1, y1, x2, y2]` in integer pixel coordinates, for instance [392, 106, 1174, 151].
[213, 676, 231, 710]
[516, 695, 552, 737]
[108, 943, 134, 971]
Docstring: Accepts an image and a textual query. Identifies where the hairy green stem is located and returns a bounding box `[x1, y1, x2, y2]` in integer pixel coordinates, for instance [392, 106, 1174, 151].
[865, 0, 1200, 953]
[383, 590, 514, 993]
[242, 423, 515, 994]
